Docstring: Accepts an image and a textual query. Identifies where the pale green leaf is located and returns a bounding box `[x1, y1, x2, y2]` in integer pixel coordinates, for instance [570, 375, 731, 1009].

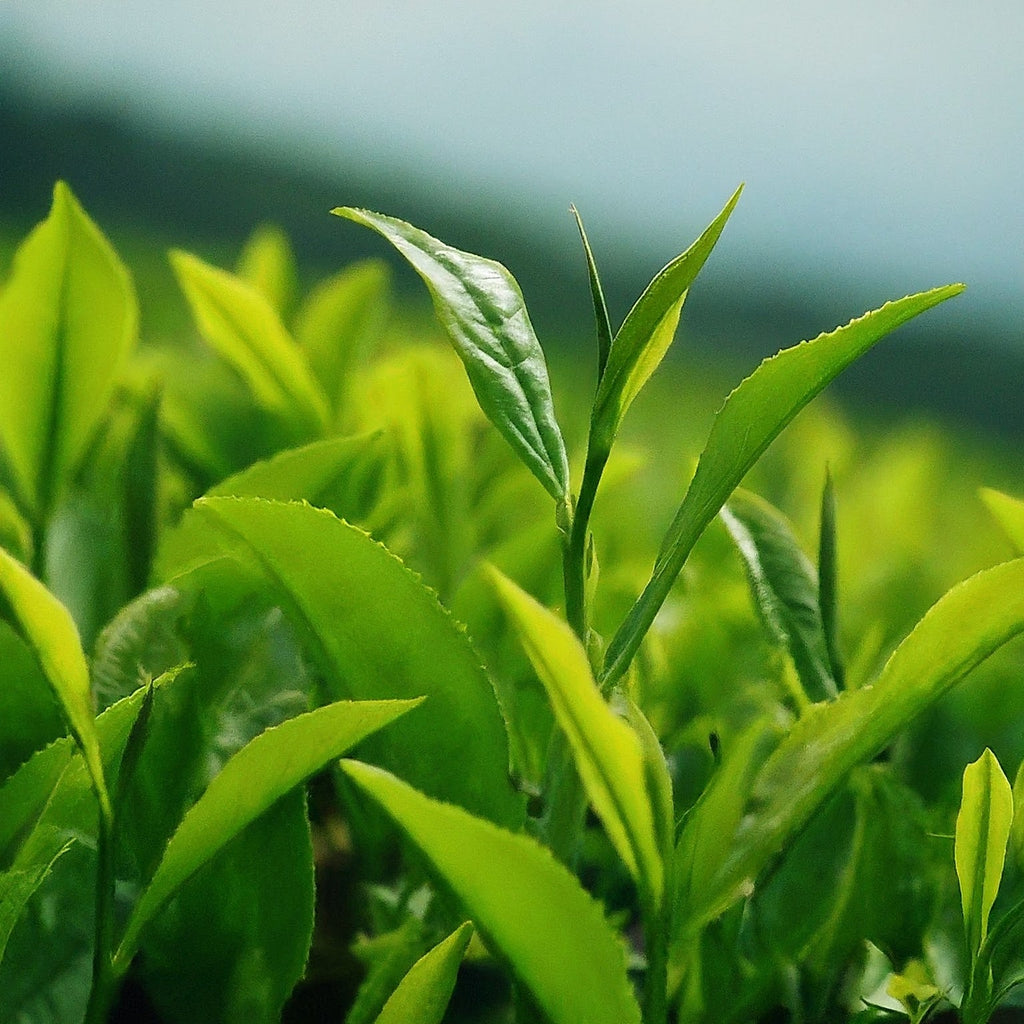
[374, 922, 473, 1024]
[956, 748, 1013, 960]
[603, 282, 965, 685]
[0, 181, 137, 517]
[170, 249, 328, 438]
[489, 568, 663, 906]
[115, 697, 418, 969]
[981, 487, 1024, 554]
[0, 492, 32, 566]
[1011, 760, 1024, 874]
[174, 497, 523, 827]
[342, 760, 642, 1024]
[331, 208, 570, 501]
[235, 223, 298, 320]
[0, 546, 108, 817]
[675, 556, 1024, 931]
[721, 488, 837, 701]
[591, 186, 742, 454]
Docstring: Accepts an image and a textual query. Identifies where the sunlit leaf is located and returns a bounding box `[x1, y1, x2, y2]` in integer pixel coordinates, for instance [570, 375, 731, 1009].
[981, 487, 1024, 554]
[332, 208, 570, 502]
[342, 760, 641, 1024]
[236, 223, 298, 320]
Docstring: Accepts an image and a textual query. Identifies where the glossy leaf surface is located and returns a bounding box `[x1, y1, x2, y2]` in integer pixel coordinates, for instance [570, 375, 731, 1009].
[180, 497, 523, 827]
[603, 282, 965, 685]
[0, 181, 137, 517]
[956, 748, 1013, 960]
[676, 556, 1024, 930]
[115, 697, 417, 967]
[374, 921, 473, 1024]
[490, 568, 663, 905]
[343, 760, 642, 1024]
[332, 208, 569, 501]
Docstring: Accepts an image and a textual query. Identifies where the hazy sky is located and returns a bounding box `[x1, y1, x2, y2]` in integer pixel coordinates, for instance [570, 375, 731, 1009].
[3, 1, 1021, 330]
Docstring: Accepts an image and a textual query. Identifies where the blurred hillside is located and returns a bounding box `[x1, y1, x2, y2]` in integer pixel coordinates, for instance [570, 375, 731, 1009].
[2, 79, 1021, 443]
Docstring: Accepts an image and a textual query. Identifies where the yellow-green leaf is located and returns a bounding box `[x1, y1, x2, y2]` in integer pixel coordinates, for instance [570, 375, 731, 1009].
[981, 487, 1024, 554]
[342, 760, 641, 1024]
[235, 223, 298, 320]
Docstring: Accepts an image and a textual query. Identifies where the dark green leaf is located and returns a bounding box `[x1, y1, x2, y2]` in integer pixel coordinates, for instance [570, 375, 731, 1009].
[332, 208, 570, 502]
[818, 468, 845, 688]
[570, 205, 613, 380]
[603, 282, 965, 686]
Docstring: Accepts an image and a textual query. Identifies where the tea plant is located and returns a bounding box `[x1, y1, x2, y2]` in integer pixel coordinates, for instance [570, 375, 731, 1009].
[0, 181, 1021, 1023]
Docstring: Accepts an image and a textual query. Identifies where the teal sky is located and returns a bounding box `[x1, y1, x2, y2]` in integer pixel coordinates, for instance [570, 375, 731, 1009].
[3, 1, 1021, 333]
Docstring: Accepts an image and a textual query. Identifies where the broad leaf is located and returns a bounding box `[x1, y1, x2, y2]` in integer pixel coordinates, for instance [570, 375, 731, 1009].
[981, 487, 1024, 554]
[342, 760, 642, 1024]
[332, 208, 570, 502]
[0, 181, 137, 518]
[675, 556, 1024, 930]
[170, 249, 328, 439]
[956, 748, 1013, 960]
[489, 568, 663, 906]
[721, 488, 837, 701]
[235, 223, 298, 320]
[590, 186, 742, 455]
[115, 697, 418, 968]
[603, 282, 965, 685]
[374, 921, 473, 1024]
[0, 546, 108, 816]
[174, 497, 523, 827]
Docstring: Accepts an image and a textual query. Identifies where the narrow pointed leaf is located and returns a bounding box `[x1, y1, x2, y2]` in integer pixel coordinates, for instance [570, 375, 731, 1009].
[590, 186, 742, 454]
[1011, 761, 1024, 874]
[981, 487, 1024, 554]
[0, 842, 72, 961]
[603, 282, 965, 685]
[721, 488, 837, 701]
[343, 760, 642, 1024]
[0, 181, 137, 517]
[489, 568, 663, 905]
[332, 208, 569, 501]
[956, 749, 1013, 960]
[570, 205, 613, 380]
[0, 546, 109, 816]
[235, 223, 298, 319]
[115, 697, 418, 968]
[818, 468, 845, 687]
[675, 557, 1024, 930]
[374, 921, 473, 1024]
[173, 497, 523, 827]
[170, 249, 328, 437]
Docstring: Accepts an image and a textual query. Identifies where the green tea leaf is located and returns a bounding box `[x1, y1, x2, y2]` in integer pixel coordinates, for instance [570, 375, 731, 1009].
[1011, 760, 1024, 874]
[603, 282, 965, 686]
[570, 205, 613, 380]
[170, 249, 329, 439]
[489, 568, 663, 906]
[332, 208, 570, 502]
[342, 760, 642, 1024]
[294, 259, 390, 417]
[981, 487, 1024, 554]
[0, 842, 72, 961]
[675, 556, 1024, 930]
[0, 181, 137, 518]
[235, 223, 298, 320]
[818, 468, 845, 688]
[0, 546, 109, 817]
[590, 186, 742, 455]
[0, 492, 32, 565]
[956, 748, 1013, 960]
[721, 488, 837, 702]
[374, 921, 473, 1024]
[115, 697, 418, 969]
[180, 497, 523, 827]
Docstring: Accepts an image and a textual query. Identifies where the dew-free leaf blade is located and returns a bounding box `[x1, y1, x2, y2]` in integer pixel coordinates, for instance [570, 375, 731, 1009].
[374, 921, 473, 1024]
[956, 748, 1013, 961]
[179, 497, 523, 827]
[603, 282, 965, 685]
[489, 568, 663, 905]
[675, 556, 1024, 931]
[818, 468, 845, 688]
[981, 487, 1024, 554]
[0, 182, 138, 518]
[570, 205, 613, 380]
[0, 842, 72, 962]
[170, 249, 329, 438]
[590, 186, 742, 455]
[342, 760, 641, 1024]
[0, 547, 108, 815]
[721, 488, 837, 701]
[332, 208, 570, 501]
[235, 223, 298, 320]
[115, 697, 418, 968]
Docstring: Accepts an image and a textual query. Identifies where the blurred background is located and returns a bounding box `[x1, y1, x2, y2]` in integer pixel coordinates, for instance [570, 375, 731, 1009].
[1, 0, 1021, 437]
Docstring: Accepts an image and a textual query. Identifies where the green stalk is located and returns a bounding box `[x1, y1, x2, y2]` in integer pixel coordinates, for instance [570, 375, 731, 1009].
[564, 448, 609, 648]
[85, 793, 117, 1024]
[641, 894, 669, 1024]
